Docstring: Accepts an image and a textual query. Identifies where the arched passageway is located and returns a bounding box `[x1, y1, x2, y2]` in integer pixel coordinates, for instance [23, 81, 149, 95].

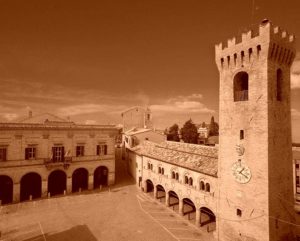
[72, 168, 88, 193]
[168, 191, 179, 211]
[183, 198, 196, 221]
[145, 179, 154, 193]
[156, 185, 165, 202]
[48, 170, 67, 196]
[20, 172, 41, 201]
[199, 207, 216, 232]
[94, 166, 108, 189]
[0, 175, 13, 204]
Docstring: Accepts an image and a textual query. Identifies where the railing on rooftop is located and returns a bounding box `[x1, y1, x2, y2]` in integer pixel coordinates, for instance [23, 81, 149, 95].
[234, 90, 248, 102]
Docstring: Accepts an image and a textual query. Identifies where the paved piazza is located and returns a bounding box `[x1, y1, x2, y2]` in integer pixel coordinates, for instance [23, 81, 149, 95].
[0, 150, 216, 241]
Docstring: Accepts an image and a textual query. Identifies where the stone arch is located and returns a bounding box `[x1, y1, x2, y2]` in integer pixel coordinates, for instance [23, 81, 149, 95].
[233, 71, 248, 101]
[146, 179, 154, 192]
[156, 184, 166, 200]
[94, 166, 109, 188]
[48, 169, 67, 196]
[182, 198, 196, 222]
[72, 168, 89, 193]
[20, 172, 42, 201]
[199, 206, 216, 230]
[0, 175, 13, 204]
[168, 190, 179, 211]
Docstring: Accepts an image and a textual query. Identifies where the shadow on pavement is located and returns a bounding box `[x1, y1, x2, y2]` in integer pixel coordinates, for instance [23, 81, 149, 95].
[24, 225, 97, 241]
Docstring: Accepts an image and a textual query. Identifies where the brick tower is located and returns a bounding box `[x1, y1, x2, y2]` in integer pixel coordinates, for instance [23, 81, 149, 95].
[215, 20, 296, 241]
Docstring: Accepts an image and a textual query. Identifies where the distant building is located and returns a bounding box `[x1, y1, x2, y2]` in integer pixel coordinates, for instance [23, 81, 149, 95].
[293, 146, 300, 212]
[121, 106, 153, 132]
[0, 112, 120, 204]
[122, 127, 165, 174]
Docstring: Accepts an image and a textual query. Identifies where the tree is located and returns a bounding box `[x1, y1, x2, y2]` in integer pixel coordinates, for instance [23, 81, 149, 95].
[209, 116, 219, 136]
[180, 119, 198, 144]
[166, 124, 180, 142]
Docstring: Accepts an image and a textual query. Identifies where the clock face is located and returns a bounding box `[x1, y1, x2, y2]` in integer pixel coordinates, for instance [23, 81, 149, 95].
[231, 161, 251, 184]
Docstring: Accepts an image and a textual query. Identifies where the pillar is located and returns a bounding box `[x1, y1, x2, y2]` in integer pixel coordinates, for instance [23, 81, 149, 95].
[196, 209, 201, 226]
[143, 181, 147, 193]
[41, 180, 48, 198]
[179, 199, 184, 216]
[88, 175, 94, 190]
[154, 186, 157, 199]
[13, 183, 20, 203]
[108, 172, 115, 185]
[66, 176, 72, 194]
[165, 192, 170, 207]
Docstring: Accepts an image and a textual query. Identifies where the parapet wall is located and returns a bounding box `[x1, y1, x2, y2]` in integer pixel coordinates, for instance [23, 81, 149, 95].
[215, 20, 296, 70]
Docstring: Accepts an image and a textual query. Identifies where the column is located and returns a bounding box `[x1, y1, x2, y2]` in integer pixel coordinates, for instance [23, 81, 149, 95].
[41, 180, 48, 198]
[153, 186, 157, 199]
[179, 199, 184, 216]
[88, 175, 94, 190]
[143, 181, 147, 193]
[66, 176, 72, 194]
[195, 209, 201, 226]
[13, 183, 20, 203]
[165, 192, 170, 207]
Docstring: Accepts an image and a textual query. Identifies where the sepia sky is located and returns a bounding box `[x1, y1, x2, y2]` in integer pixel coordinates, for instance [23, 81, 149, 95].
[0, 0, 300, 141]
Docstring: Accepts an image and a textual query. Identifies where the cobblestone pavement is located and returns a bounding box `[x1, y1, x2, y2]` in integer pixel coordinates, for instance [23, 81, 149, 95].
[0, 149, 216, 241]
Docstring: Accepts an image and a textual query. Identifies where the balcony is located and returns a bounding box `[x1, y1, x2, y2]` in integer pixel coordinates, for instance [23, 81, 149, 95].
[44, 157, 72, 170]
[234, 90, 248, 102]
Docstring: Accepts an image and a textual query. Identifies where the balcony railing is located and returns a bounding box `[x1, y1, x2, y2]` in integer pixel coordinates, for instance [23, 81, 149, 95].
[44, 157, 72, 170]
[234, 90, 248, 102]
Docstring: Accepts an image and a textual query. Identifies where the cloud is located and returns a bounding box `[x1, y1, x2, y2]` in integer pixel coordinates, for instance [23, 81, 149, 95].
[1, 113, 19, 121]
[85, 120, 97, 125]
[291, 54, 300, 89]
[150, 94, 214, 114]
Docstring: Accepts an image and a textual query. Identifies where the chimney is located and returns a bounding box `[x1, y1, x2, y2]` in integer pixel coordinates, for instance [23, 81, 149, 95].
[29, 110, 33, 118]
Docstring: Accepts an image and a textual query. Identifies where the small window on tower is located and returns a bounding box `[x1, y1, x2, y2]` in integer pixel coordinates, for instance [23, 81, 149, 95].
[240, 130, 244, 140]
[234, 53, 237, 65]
[237, 209, 242, 217]
[248, 48, 252, 60]
[241, 51, 245, 64]
[257, 45, 261, 56]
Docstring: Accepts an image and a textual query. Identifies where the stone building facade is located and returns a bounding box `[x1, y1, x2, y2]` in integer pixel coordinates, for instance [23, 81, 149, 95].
[121, 106, 153, 132]
[0, 114, 120, 204]
[130, 141, 218, 232]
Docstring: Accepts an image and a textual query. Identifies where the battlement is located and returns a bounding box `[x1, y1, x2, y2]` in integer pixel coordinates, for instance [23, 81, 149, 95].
[216, 20, 295, 54]
[215, 20, 296, 70]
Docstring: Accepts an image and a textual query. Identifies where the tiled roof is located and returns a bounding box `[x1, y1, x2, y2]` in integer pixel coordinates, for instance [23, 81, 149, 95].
[124, 128, 152, 136]
[135, 141, 218, 177]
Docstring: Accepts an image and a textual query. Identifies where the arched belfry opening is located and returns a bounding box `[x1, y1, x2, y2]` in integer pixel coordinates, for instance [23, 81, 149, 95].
[233, 71, 249, 101]
[276, 68, 283, 101]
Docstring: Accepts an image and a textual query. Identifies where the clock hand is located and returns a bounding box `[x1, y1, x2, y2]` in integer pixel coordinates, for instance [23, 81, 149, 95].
[238, 168, 245, 174]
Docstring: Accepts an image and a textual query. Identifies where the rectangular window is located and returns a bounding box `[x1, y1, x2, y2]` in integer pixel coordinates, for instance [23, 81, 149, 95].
[297, 176, 300, 186]
[52, 146, 64, 162]
[240, 130, 244, 140]
[296, 164, 299, 169]
[76, 146, 85, 157]
[237, 209, 242, 217]
[25, 147, 36, 160]
[0, 148, 7, 161]
[96, 144, 108, 155]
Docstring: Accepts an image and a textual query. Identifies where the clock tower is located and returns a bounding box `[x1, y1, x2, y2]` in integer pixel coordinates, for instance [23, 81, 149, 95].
[215, 20, 296, 241]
